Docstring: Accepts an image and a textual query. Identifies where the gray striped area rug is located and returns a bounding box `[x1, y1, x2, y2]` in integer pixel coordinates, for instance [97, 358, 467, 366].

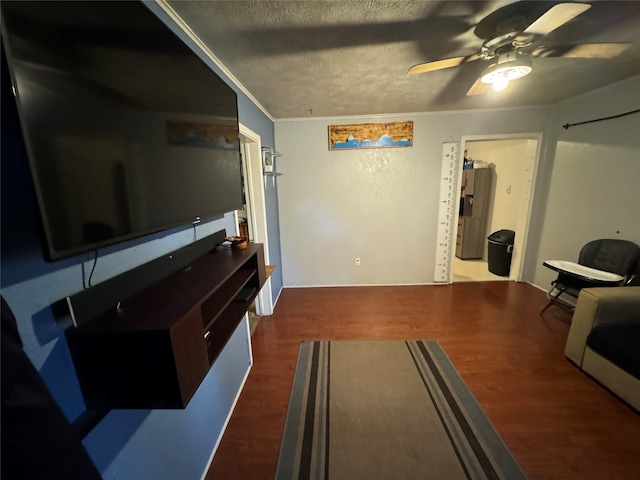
[275, 340, 527, 480]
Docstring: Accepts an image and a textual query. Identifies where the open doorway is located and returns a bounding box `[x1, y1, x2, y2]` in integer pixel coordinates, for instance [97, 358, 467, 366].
[452, 134, 540, 282]
[234, 124, 274, 322]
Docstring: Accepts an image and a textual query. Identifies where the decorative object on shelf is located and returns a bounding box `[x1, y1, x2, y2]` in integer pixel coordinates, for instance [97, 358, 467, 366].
[226, 236, 249, 250]
[328, 121, 413, 150]
[261, 146, 282, 176]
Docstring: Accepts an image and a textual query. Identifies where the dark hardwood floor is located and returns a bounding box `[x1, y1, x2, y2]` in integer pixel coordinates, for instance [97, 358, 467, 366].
[206, 282, 640, 479]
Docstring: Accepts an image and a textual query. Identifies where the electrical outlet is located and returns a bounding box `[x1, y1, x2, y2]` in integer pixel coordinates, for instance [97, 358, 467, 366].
[355, 257, 361, 266]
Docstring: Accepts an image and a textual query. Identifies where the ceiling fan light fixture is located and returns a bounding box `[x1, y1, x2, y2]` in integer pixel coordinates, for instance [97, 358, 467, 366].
[480, 53, 533, 91]
[491, 74, 510, 91]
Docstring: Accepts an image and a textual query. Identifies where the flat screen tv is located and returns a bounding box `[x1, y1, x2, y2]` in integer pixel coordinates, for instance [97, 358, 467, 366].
[1, 1, 243, 261]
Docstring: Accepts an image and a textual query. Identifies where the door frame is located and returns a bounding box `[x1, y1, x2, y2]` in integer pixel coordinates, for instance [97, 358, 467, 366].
[450, 132, 542, 283]
[237, 123, 273, 315]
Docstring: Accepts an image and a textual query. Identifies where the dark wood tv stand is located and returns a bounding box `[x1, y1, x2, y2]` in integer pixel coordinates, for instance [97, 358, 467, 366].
[65, 234, 266, 409]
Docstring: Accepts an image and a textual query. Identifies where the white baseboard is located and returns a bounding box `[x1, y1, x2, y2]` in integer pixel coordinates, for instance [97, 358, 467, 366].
[283, 282, 439, 288]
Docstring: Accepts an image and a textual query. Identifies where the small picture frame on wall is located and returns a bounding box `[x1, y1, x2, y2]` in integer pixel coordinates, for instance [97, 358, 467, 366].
[261, 146, 281, 174]
[262, 147, 273, 172]
[264, 157, 273, 173]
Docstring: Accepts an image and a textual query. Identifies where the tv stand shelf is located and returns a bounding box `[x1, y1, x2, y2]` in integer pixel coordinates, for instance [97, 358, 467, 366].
[65, 237, 266, 409]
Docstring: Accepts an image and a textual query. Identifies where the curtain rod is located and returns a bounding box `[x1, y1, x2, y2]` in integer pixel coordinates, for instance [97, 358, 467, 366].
[563, 109, 640, 130]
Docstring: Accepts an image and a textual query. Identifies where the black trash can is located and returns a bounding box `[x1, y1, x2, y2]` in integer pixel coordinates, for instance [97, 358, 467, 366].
[487, 229, 515, 276]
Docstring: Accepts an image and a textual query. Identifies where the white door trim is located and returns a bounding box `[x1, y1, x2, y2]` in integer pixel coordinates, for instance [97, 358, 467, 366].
[239, 123, 273, 315]
[450, 132, 542, 283]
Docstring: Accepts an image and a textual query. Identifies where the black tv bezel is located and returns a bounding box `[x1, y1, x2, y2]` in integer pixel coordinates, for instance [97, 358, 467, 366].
[1, 2, 243, 262]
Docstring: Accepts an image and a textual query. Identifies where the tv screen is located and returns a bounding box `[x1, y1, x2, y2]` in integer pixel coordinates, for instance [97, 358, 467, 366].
[1, 1, 243, 261]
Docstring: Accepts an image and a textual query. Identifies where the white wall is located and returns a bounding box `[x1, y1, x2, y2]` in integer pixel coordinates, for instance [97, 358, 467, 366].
[531, 76, 640, 289]
[466, 139, 537, 260]
[275, 76, 639, 289]
[275, 107, 553, 287]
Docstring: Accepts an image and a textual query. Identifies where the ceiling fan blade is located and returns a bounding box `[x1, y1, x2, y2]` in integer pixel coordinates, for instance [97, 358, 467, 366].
[532, 43, 631, 58]
[408, 54, 481, 76]
[466, 77, 488, 96]
[522, 2, 591, 37]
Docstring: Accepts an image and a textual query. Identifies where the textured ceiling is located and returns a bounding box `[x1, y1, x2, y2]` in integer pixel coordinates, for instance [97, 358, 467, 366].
[166, 0, 640, 119]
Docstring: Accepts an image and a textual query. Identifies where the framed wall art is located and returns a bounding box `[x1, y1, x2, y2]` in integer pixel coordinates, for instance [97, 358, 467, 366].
[328, 121, 413, 150]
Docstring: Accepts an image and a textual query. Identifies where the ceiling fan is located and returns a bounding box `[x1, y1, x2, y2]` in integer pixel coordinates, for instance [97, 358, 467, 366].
[408, 1, 630, 96]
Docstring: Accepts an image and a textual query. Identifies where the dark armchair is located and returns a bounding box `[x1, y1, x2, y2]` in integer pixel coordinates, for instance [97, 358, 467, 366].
[540, 239, 640, 314]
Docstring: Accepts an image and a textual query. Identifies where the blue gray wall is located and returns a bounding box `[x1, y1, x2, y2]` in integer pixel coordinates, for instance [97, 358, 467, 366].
[146, 1, 283, 313]
[1, 3, 278, 478]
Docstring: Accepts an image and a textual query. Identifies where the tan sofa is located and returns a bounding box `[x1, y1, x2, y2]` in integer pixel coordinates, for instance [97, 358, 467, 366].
[565, 287, 640, 411]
